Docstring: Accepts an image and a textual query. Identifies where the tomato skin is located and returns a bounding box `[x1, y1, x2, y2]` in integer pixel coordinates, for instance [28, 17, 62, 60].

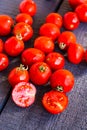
[45, 52, 65, 71]
[39, 23, 60, 41]
[8, 64, 29, 87]
[13, 22, 33, 41]
[0, 39, 4, 53]
[29, 62, 52, 85]
[84, 50, 87, 62]
[19, 0, 37, 16]
[4, 36, 24, 57]
[50, 69, 74, 93]
[0, 15, 14, 36]
[67, 43, 84, 64]
[0, 53, 9, 71]
[12, 82, 36, 107]
[63, 12, 80, 30]
[34, 36, 54, 54]
[21, 48, 45, 67]
[42, 90, 68, 114]
[46, 13, 63, 28]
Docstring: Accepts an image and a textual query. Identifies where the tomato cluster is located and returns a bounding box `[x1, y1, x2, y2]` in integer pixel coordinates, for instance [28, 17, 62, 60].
[0, 0, 87, 114]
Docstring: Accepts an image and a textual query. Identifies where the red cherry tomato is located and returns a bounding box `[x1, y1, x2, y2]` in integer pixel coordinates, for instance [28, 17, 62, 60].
[34, 36, 54, 54]
[8, 64, 29, 87]
[63, 12, 80, 30]
[12, 82, 36, 107]
[39, 23, 60, 41]
[19, 0, 37, 16]
[0, 39, 4, 52]
[45, 52, 65, 71]
[16, 13, 33, 25]
[42, 90, 68, 114]
[46, 13, 63, 28]
[29, 62, 52, 85]
[58, 31, 76, 50]
[75, 4, 87, 22]
[13, 22, 33, 41]
[67, 43, 84, 64]
[4, 36, 24, 57]
[21, 48, 45, 67]
[0, 53, 9, 71]
[50, 69, 74, 93]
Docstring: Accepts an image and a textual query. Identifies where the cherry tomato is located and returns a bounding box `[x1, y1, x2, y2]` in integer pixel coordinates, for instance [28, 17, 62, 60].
[8, 64, 29, 87]
[29, 62, 52, 85]
[16, 13, 33, 25]
[0, 53, 9, 71]
[39, 23, 60, 41]
[21, 48, 45, 67]
[19, 0, 37, 16]
[4, 36, 24, 57]
[75, 4, 87, 22]
[34, 36, 54, 54]
[50, 69, 74, 93]
[0, 15, 14, 36]
[58, 31, 76, 50]
[45, 52, 65, 71]
[0, 39, 4, 52]
[42, 90, 68, 114]
[46, 13, 63, 28]
[13, 22, 33, 41]
[12, 82, 36, 107]
[67, 43, 84, 64]
[63, 12, 80, 30]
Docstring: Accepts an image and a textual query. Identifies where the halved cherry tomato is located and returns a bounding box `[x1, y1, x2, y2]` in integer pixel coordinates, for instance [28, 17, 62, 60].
[0, 39, 4, 53]
[8, 64, 29, 87]
[12, 82, 36, 107]
[42, 90, 68, 114]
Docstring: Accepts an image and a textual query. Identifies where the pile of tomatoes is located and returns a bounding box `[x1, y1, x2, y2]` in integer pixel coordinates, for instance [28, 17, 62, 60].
[0, 0, 87, 114]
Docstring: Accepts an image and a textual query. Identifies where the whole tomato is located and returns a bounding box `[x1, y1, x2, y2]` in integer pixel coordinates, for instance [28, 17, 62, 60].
[34, 36, 54, 54]
[0, 39, 4, 53]
[45, 52, 65, 71]
[0, 15, 14, 36]
[46, 13, 63, 28]
[75, 4, 87, 22]
[63, 12, 80, 30]
[13, 22, 33, 41]
[4, 36, 24, 57]
[39, 23, 60, 41]
[12, 82, 36, 107]
[84, 49, 87, 62]
[8, 64, 29, 87]
[50, 69, 75, 93]
[0, 53, 9, 71]
[29, 62, 52, 85]
[67, 43, 84, 64]
[21, 48, 45, 67]
[19, 0, 37, 16]
[58, 31, 76, 50]
[42, 90, 68, 114]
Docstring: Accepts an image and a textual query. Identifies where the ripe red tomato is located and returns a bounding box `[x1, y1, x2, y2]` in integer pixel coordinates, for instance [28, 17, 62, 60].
[84, 49, 87, 62]
[4, 36, 24, 57]
[68, 0, 87, 8]
[0, 15, 14, 36]
[50, 69, 74, 93]
[29, 62, 52, 85]
[13, 22, 33, 41]
[12, 82, 36, 107]
[0, 39, 4, 52]
[39, 23, 60, 41]
[21, 48, 45, 67]
[16, 13, 33, 25]
[42, 90, 68, 114]
[19, 0, 37, 16]
[45, 52, 65, 71]
[67, 43, 84, 64]
[63, 12, 80, 30]
[58, 31, 76, 50]
[34, 36, 54, 54]
[46, 13, 63, 28]
[8, 64, 29, 87]
[0, 53, 9, 71]
[75, 4, 87, 22]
